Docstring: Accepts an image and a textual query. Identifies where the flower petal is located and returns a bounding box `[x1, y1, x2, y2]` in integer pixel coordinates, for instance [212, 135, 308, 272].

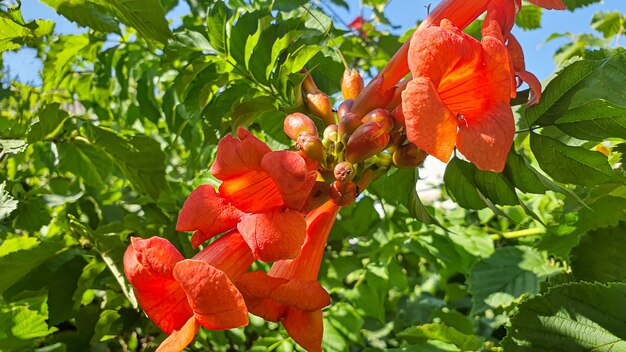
[176, 185, 243, 248]
[155, 316, 199, 352]
[282, 309, 324, 352]
[237, 271, 330, 320]
[402, 77, 458, 163]
[237, 210, 307, 262]
[219, 169, 285, 214]
[123, 237, 192, 334]
[173, 259, 249, 330]
[456, 101, 514, 172]
[210, 128, 271, 181]
[261, 151, 317, 211]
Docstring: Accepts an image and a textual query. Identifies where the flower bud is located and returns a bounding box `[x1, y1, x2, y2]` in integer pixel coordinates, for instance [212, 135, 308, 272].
[300, 180, 330, 213]
[337, 99, 355, 119]
[284, 113, 318, 141]
[305, 91, 336, 126]
[323, 124, 338, 142]
[329, 180, 357, 206]
[338, 112, 361, 138]
[341, 68, 364, 101]
[362, 108, 393, 132]
[334, 162, 355, 183]
[297, 133, 325, 162]
[392, 143, 427, 168]
[345, 122, 390, 164]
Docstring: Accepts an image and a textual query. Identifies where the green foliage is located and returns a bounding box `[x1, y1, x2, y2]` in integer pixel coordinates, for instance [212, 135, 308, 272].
[503, 282, 626, 351]
[1, 1, 626, 351]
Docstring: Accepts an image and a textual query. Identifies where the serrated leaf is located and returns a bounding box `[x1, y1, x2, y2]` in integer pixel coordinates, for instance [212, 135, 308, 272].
[525, 48, 626, 127]
[85, 126, 168, 200]
[39, 0, 120, 33]
[468, 246, 560, 313]
[0, 235, 74, 293]
[0, 306, 55, 349]
[553, 99, 626, 140]
[503, 152, 548, 194]
[503, 282, 626, 351]
[398, 323, 483, 351]
[570, 223, 626, 283]
[206, 1, 231, 55]
[273, 0, 308, 12]
[58, 140, 113, 187]
[90, 0, 171, 43]
[47, 256, 87, 325]
[563, 0, 602, 10]
[515, 4, 542, 30]
[592, 11, 623, 38]
[27, 103, 70, 142]
[444, 158, 487, 210]
[530, 133, 619, 187]
[0, 182, 17, 221]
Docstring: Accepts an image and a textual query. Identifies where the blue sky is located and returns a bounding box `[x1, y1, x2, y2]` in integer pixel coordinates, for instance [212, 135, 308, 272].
[4, 0, 625, 85]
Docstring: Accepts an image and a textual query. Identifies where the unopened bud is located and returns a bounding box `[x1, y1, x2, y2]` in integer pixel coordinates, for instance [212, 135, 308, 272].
[362, 108, 393, 132]
[300, 180, 330, 213]
[297, 133, 325, 162]
[323, 124, 338, 143]
[391, 105, 405, 131]
[284, 113, 318, 141]
[341, 68, 364, 101]
[337, 99, 355, 119]
[306, 91, 336, 126]
[334, 162, 355, 183]
[345, 122, 390, 164]
[392, 143, 427, 168]
[338, 112, 361, 138]
[329, 180, 357, 206]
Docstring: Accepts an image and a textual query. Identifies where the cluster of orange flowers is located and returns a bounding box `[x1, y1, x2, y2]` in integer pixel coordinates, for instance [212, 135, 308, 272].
[123, 0, 566, 351]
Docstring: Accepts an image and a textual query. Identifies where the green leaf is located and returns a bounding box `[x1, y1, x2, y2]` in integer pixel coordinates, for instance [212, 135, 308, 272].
[368, 167, 415, 206]
[0, 306, 55, 349]
[553, 99, 626, 140]
[230, 96, 278, 130]
[206, 1, 231, 55]
[273, 0, 308, 12]
[474, 168, 519, 206]
[563, 0, 602, 10]
[503, 282, 626, 351]
[0, 235, 74, 293]
[398, 323, 483, 351]
[592, 11, 623, 38]
[90, 0, 171, 43]
[0, 181, 17, 221]
[47, 256, 87, 325]
[444, 158, 487, 210]
[27, 103, 70, 142]
[530, 133, 619, 187]
[91, 310, 121, 343]
[515, 4, 542, 30]
[85, 126, 168, 200]
[525, 48, 626, 127]
[58, 140, 113, 187]
[503, 152, 548, 194]
[468, 246, 560, 313]
[229, 11, 261, 66]
[570, 223, 626, 283]
[39, 0, 120, 33]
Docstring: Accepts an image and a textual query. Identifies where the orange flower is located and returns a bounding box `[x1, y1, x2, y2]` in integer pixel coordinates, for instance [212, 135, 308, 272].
[236, 201, 340, 352]
[123, 232, 253, 351]
[176, 128, 317, 262]
[401, 19, 515, 172]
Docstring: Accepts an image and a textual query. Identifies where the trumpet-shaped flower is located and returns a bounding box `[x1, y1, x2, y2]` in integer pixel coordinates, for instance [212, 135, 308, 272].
[124, 232, 254, 351]
[176, 128, 317, 262]
[236, 201, 340, 352]
[401, 19, 515, 172]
